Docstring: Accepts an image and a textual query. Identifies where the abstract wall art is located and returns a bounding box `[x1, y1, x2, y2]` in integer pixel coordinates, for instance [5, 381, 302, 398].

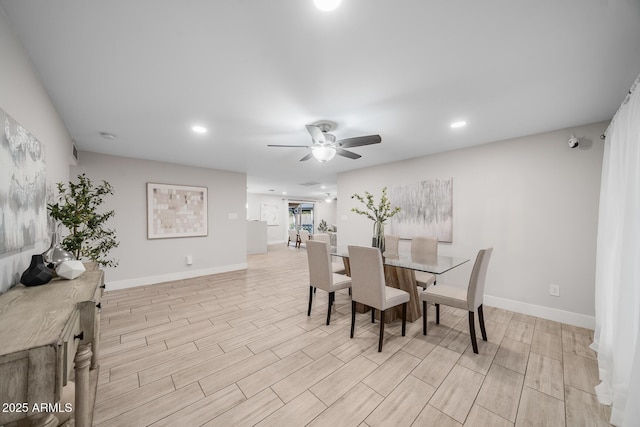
[388, 178, 453, 242]
[147, 183, 208, 239]
[260, 203, 280, 226]
[0, 108, 48, 255]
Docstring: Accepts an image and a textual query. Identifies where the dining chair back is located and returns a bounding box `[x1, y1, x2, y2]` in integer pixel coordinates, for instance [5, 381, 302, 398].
[298, 229, 310, 246]
[419, 247, 493, 353]
[312, 233, 330, 245]
[287, 229, 300, 247]
[411, 236, 438, 288]
[411, 236, 438, 261]
[307, 240, 351, 325]
[383, 234, 399, 258]
[348, 245, 410, 351]
[312, 233, 346, 274]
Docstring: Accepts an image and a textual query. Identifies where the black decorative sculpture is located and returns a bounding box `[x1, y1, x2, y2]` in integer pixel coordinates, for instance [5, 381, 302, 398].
[20, 254, 53, 286]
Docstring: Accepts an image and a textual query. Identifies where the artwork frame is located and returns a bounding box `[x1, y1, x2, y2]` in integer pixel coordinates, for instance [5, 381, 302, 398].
[388, 178, 453, 242]
[260, 203, 280, 226]
[0, 107, 48, 255]
[146, 182, 208, 239]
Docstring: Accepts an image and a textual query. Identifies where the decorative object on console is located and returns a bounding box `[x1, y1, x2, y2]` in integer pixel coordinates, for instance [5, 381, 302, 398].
[351, 186, 401, 254]
[42, 226, 76, 268]
[56, 260, 86, 280]
[20, 254, 53, 286]
[48, 174, 119, 267]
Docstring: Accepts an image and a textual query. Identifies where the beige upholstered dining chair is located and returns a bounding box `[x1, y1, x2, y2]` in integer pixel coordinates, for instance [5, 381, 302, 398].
[307, 240, 352, 325]
[411, 236, 438, 288]
[312, 233, 345, 274]
[348, 245, 410, 352]
[419, 248, 493, 354]
[287, 229, 300, 248]
[382, 234, 399, 258]
[298, 229, 310, 247]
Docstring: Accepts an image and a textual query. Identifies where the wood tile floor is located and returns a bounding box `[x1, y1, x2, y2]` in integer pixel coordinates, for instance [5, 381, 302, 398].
[95, 245, 612, 426]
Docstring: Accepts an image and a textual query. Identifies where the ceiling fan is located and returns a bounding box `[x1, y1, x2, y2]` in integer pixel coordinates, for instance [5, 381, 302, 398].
[268, 122, 382, 162]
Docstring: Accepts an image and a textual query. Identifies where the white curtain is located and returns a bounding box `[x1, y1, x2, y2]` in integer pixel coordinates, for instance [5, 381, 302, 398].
[592, 73, 640, 427]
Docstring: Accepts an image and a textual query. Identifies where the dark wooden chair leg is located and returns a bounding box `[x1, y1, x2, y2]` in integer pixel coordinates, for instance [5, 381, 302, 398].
[436, 303, 440, 324]
[422, 300, 427, 335]
[378, 310, 385, 352]
[326, 292, 334, 325]
[469, 311, 478, 354]
[478, 304, 488, 341]
[314, 287, 317, 294]
[350, 301, 356, 338]
[401, 303, 407, 336]
[307, 286, 313, 316]
[371, 308, 376, 323]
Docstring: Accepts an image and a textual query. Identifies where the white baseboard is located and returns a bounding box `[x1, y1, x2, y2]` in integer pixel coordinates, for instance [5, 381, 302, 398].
[268, 240, 286, 245]
[484, 295, 595, 330]
[105, 263, 248, 291]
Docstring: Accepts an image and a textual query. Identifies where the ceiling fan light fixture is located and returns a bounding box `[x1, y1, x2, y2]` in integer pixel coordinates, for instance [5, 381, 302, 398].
[314, 0, 341, 12]
[312, 146, 336, 162]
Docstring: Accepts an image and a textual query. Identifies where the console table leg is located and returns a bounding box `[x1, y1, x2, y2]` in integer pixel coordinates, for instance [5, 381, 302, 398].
[74, 344, 92, 427]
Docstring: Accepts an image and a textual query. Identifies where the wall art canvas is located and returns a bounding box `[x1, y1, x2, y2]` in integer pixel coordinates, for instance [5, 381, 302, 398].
[260, 203, 279, 226]
[388, 178, 453, 242]
[147, 183, 208, 239]
[0, 108, 48, 255]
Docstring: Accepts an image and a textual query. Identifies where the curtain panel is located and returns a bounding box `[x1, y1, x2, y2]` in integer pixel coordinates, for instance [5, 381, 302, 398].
[592, 73, 640, 427]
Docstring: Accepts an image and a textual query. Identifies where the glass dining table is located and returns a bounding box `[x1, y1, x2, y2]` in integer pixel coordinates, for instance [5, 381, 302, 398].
[330, 245, 469, 322]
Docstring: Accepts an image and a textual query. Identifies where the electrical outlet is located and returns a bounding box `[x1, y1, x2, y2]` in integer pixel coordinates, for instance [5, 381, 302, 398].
[186, 255, 193, 266]
[549, 284, 560, 297]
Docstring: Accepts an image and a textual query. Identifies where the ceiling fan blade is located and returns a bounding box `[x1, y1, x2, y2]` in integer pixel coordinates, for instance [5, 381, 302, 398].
[299, 153, 314, 161]
[336, 148, 361, 159]
[267, 144, 310, 148]
[305, 125, 326, 143]
[337, 134, 382, 148]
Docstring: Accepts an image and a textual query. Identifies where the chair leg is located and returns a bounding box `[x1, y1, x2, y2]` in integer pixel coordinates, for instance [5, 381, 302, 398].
[422, 300, 427, 336]
[401, 303, 407, 336]
[307, 286, 313, 316]
[478, 304, 488, 341]
[350, 301, 356, 338]
[378, 310, 385, 352]
[314, 287, 317, 294]
[371, 308, 376, 323]
[435, 303, 440, 324]
[469, 311, 478, 354]
[326, 292, 334, 325]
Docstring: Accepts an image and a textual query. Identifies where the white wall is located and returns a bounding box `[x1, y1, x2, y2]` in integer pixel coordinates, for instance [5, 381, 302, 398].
[338, 122, 606, 328]
[247, 193, 288, 244]
[0, 10, 73, 293]
[73, 151, 247, 290]
[247, 193, 339, 244]
[315, 199, 337, 232]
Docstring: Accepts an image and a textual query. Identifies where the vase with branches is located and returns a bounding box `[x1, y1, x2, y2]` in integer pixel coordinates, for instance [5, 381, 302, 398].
[47, 174, 119, 268]
[351, 186, 401, 253]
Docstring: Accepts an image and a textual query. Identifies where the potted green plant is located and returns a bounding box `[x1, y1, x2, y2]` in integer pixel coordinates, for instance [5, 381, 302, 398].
[47, 174, 119, 268]
[318, 219, 329, 233]
[351, 186, 401, 252]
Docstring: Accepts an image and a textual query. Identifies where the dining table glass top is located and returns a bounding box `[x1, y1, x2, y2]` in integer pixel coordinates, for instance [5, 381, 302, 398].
[330, 245, 469, 275]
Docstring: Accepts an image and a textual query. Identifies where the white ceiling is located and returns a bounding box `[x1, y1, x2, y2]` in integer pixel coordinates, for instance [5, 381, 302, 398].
[2, 1, 639, 200]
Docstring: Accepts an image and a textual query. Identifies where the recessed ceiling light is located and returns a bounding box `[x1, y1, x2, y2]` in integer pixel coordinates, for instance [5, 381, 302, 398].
[282, 192, 287, 195]
[314, 0, 341, 12]
[192, 125, 207, 134]
[99, 131, 117, 139]
[450, 121, 467, 129]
